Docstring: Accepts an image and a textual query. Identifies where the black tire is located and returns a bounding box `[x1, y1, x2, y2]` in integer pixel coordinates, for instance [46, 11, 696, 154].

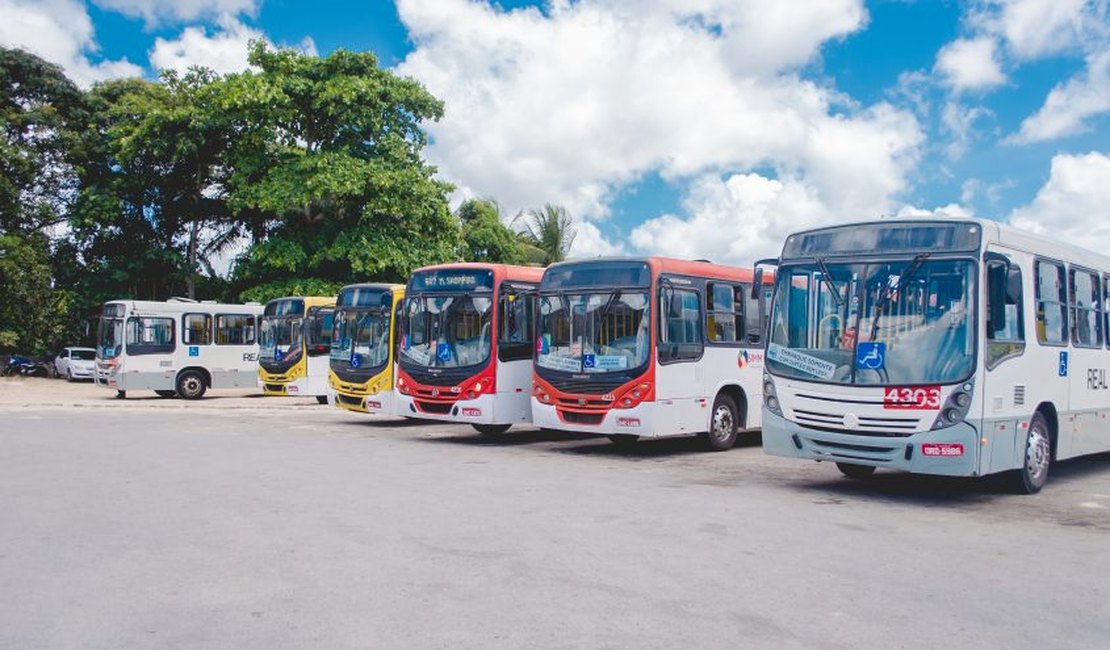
[607, 434, 639, 447]
[473, 423, 511, 436]
[703, 393, 740, 451]
[66, 368, 74, 382]
[1008, 412, 1052, 494]
[52, 365, 60, 379]
[316, 395, 329, 405]
[836, 462, 877, 479]
[175, 370, 207, 400]
[155, 390, 176, 398]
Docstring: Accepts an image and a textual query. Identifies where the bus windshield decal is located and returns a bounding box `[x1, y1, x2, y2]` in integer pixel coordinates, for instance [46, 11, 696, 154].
[767, 343, 836, 379]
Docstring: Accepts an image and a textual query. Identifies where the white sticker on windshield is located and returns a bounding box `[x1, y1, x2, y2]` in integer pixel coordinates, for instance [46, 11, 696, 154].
[404, 347, 431, 366]
[586, 355, 628, 371]
[537, 355, 582, 373]
[767, 343, 837, 379]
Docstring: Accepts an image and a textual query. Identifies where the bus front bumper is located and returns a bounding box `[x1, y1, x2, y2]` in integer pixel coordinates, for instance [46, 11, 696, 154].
[396, 393, 512, 425]
[531, 400, 656, 436]
[334, 388, 396, 416]
[761, 409, 981, 477]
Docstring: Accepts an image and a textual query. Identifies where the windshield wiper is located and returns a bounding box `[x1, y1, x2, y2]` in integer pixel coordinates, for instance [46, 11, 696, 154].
[814, 257, 844, 308]
[868, 252, 930, 342]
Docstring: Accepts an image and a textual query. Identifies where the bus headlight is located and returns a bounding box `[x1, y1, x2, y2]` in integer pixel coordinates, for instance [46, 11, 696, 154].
[763, 374, 782, 416]
[931, 381, 974, 430]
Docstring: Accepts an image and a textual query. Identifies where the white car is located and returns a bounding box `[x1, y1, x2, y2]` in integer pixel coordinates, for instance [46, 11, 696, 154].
[54, 347, 96, 381]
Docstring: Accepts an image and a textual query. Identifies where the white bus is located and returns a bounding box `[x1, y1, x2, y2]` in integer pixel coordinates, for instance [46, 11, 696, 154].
[95, 299, 263, 399]
[761, 217, 1110, 493]
[531, 257, 773, 450]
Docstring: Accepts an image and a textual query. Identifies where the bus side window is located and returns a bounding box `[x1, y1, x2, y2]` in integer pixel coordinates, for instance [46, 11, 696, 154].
[1069, 268, 1101, 348]
[183, 313, 212, 345]
[659, 286, 703, 363]
[216, 314, 254, 345]
[1104, 274, 1110, 350]
[1034, 259, 1067, 345]
[986, 262, 1025, 369]
[706, 283, 739, 343]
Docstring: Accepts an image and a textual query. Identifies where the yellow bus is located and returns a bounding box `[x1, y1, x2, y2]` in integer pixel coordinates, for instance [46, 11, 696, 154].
[328, 283, 405, 415]
[258, 296, 335, 403]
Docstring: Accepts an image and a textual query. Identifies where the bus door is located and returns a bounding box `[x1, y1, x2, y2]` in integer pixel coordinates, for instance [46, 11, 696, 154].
[496, 282, 537, 421]
[982, 247, 1030, 472]
[655, 278, 706, 434]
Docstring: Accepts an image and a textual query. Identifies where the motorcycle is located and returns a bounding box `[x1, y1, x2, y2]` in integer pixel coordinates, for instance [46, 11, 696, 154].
[2, 355, 50, 377]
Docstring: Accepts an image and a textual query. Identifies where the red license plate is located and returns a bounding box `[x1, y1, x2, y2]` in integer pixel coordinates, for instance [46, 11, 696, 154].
[460, 407, 481, 417]
[921, 443, 964, 457]
[884, 386, 941, 410]
[617, 417, 640, 427]
[366, 401, 382, 409]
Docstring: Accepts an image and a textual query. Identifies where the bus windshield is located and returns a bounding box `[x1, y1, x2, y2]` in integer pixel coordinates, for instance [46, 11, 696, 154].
[259, 316, 303, 362]
[98, 318, 123, 359]
[400, 294, 493, 368]
[332, 307, 391, 371]
[767, 258, 975, 385]
[536, 291, 650, 374]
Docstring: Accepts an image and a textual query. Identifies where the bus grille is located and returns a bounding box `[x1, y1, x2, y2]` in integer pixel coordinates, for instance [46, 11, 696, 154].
[792, 408, 920, 437]
[559, 410, 604, 425]
[264, 383, 286, 392]
[337, 394, 363, 407]
[415, 400, 453, 415]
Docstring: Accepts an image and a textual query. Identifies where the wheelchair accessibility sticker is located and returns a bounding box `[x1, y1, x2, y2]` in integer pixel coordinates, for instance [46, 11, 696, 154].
[856, 342, 885, 370]
[188, 346, 199, 357]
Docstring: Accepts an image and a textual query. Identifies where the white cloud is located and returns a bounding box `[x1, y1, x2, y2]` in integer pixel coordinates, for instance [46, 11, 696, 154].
[1009, 50, 1110, 143]
[1009, 152, 1110, 243]
[397, 0, 921, 260]
[0, 0, 141, 87]
[935, 37, 1006, 91]
[628, 173, 837, 264]
[149, 15, 317, 75]
[941, 101, 994, 158]
[971, 0, 1098, 60]
[571, 221, 626, 258]
[895, 203, 974, 219]
[93, 0, 259, 26]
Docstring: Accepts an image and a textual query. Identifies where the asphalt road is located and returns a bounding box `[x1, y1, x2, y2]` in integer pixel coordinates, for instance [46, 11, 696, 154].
[1, 378, 1109, 648]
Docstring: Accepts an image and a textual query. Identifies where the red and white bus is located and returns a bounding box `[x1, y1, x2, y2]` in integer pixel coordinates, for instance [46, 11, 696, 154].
[531, 258, 773, 450]
[395, 263, 544, 435]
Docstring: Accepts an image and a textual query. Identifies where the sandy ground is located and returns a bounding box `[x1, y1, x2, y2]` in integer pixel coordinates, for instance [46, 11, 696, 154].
[0, 376, 319, 411]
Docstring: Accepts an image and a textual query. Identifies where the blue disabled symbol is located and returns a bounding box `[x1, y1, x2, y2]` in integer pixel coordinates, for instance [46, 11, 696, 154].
[856, 341, 885, 370]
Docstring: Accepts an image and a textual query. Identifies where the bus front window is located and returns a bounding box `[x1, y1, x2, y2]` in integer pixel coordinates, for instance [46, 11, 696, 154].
[332, 307, 391, 372]
[98, 318, 123, 359]
[768, 259, 975, 385]
[259, 316, 303, 363]
[536, 291, 650, 374]
[401, 295, 493, 368]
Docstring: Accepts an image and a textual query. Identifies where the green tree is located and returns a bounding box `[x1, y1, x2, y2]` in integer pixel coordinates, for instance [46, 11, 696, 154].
[224, 43, 460, 297]
[0, 233, 71, 353]
[517, 204, 577, 265]
[458, 198, 526, 264]
[0, 47, 88, 235]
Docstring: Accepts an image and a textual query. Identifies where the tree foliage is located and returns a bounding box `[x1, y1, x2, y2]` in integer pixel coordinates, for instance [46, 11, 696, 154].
[516, 204, 577, 265]
[458, 198, 526, 264]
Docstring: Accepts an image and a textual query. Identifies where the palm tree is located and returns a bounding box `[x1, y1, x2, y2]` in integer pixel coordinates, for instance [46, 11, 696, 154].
[515, 204, 577, 265]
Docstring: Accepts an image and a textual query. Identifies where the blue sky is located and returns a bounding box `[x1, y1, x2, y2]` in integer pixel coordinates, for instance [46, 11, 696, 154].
[3, 0, 1109, 262]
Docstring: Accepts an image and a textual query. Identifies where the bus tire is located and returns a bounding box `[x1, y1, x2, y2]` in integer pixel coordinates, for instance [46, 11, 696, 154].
[316, 395, 329, 405]
[473, 423, 511, 437]
[607, 434, 639, 447]
[155, 390, 176, 398]
[704, 393, 739, 451]
[176, 370, 207, 400]
[1009, 412, 1051, 494]
[836, 463, 877, 479]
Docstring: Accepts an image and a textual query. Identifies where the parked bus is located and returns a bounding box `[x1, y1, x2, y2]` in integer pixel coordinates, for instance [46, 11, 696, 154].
[396, 263, 544, 435]
[95, 299, 263, 399]
[760, 217, 1110, 493]
[531, 258, 773, 450]
[257, 296, 335, 403]
[329, 283, 405, 415]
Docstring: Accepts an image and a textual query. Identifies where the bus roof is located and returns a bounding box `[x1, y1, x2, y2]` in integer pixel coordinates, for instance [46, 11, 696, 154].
[104, 299, 263, 315]
[545, 257, 769, 284]
[338, 282, 404, 293]
[781, 217, 1110, 270]
[410, 262, 545, 283]
[266, 296, 336, 308]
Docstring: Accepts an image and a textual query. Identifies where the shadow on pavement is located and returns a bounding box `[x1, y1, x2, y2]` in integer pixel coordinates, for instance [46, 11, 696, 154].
[416, 427, 597, 447]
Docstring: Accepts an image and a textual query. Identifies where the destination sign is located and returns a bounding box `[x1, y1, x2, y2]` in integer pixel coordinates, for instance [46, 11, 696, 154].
[409, 269, 494, 293]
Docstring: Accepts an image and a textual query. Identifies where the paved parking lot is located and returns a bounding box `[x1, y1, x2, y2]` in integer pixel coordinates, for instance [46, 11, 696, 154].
[2, 377, 1109, 648]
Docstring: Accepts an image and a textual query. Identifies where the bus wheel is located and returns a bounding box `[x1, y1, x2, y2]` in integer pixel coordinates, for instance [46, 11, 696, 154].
[704, 393, 739, 451]
[836, 463, 876, 479]
[316, 395, 329, 405]
[155, 390, 176, 399]
[176, 370, 207, 400]
[473, 424, 511, 437]
[1009, 412, 1051, 494]
[607, 434, 639, 447]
